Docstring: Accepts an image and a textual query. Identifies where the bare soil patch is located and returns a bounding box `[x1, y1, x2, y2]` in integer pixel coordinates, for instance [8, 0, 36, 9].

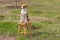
[0, 35, 16, 40]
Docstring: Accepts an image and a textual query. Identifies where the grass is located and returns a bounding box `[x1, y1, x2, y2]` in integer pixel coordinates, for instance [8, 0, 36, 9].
[12, 9, 20, 14]
[0, 22, 17, 36]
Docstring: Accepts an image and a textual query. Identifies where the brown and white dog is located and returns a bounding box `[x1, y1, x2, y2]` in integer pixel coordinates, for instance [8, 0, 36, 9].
[20, 3, 29, 23]
[18, 3, 30, 35]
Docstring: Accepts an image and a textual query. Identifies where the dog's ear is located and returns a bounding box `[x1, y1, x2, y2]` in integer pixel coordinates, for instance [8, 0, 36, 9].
[24, 4, 28, 7]
[21, 3, 28, 7]
[25, 5, 28, 7]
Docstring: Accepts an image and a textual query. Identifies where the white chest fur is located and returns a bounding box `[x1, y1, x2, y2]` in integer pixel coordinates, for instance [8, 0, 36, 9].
[20, 8, 28, 23]
[21, 8, 27, 14]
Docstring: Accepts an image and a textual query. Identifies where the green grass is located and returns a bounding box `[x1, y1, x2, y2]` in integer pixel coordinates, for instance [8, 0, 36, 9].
[11, 9, 20, 14]
[0, 22, 17, 36]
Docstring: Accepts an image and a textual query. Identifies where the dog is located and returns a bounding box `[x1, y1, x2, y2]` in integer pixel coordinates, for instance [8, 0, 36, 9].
[20, 3, 30, 23]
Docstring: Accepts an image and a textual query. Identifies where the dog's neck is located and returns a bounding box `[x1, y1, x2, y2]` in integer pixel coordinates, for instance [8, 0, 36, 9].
[21, 8, 27, 14]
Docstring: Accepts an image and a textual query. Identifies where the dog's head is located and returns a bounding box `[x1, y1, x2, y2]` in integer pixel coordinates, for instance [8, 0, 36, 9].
[21, 3, 27, 9]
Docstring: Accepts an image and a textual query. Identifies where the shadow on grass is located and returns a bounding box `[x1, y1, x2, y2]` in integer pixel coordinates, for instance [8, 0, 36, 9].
[32, 26, 40, 30]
